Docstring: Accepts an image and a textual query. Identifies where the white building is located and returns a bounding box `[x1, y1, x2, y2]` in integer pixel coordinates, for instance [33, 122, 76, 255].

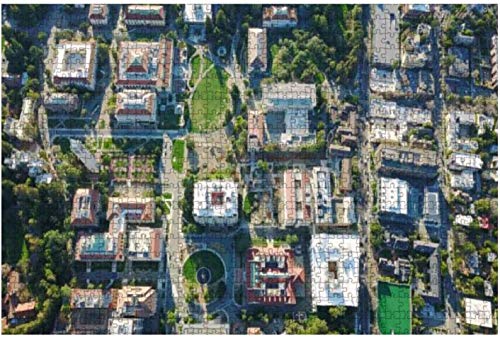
[52, 40, 97, 91]
[379, 177, 409, 215]
[184, 4, 211, 24]
[448, 152, 483, 171]
[262, 6, 297, 28]
[369, 68, 400, 93]
[193, 180, 238, 227]
[454, 214, 473, 227]
[124, 5, 165, 26]
[247, 28, 267, 74]
[311, 167, 333, 225]
[116, 90, 157, 126]
[309, 234, 360, 309]
[372, 4, 400, 66]
[128, 227, 163, 261]
[464, 298, 493, 328]
[88, 4, 109, 25]
[108, 318, 144, 334]
[4, 97, 35, 141]
[341, 196, 356, 225]
[450, 170, 475, 190]
[369, 99, 432, 143]
[262, 82, 316, 147]
[43, 92, 80, 113]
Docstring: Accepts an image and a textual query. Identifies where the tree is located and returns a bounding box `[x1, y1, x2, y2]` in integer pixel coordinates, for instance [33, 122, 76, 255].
[285, 234, 299, 246]
[205, 16, 214, 41]
[328, 306, 347, 319]
[370, 222, 384, 249]
[413, 294, 425, 311]
[256, 160, 269, 173]
[166, 309, 177, 326]
[475, 198, 491, 216]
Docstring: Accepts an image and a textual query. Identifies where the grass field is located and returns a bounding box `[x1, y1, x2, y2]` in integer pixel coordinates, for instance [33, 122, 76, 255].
[377, 281, 411, 334]
[172, 139, 185, 173]
[191, 65, 229, 132]
[183, 250, 225, 284]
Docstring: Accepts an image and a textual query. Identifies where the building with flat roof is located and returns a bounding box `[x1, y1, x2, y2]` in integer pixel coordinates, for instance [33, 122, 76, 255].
[108, 318, 144, 334]
[70, 139, 100, 173]
[450, 170, 475, 190]
[4, 97, 36, 142]
[340, 158, 353, 193]
[423, 186, 441, 228]
[193, 180, 238, 227]
[369, 99, 432, 143]
[262, 83, 316, 148]
[248, 28, 268, 74]
[263, 6, 297, 28]
[184, 4, 211, 24]
[71, 188, 101, 228]
[283, 169, 313, 227]
[52, 40, 97, 91]
[124, 5, 165, 26]
[454, 214, 473, 227]
[464, 298, 493, 328]
[116, 90, 157, 126]
[370, 68, 400, 93]
[375, 145, 438, 179]
[117, 38, 173, 93]
[246, 246, 305, 305]
[182, 323, 230, 334]
[88, 4, 109, 25]
[333, 196, 356, 226]
[372, 4, 400, 66]
[107, 197, 155, 224]
[413, 240, 439, 254]
[247, 110, 265, 151]
[401, 4, 431, 19]
[115, 286, 157, 318]
[370, 99, 432, 124]
[75, 213, 126, 262]
[70, 289, 115, 309]
[44, 92, 80, 113]
[128, 227, 163, 261]
[448, 47, 470, 78]
[70, 289, 115, 334]
[448, 152, 483, 171]
[310, 234, 360, 309]
[311, 167, 333, 225]
[379, 177, 409, 216]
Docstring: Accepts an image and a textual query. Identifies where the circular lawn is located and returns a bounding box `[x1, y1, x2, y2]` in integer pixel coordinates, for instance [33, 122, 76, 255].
[183, 250, 225, 285]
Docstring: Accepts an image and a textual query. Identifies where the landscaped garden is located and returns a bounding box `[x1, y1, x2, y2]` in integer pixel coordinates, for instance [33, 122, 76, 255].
[172, 139, 185, 173]
[183, 250, 227, 305]
[190, 65, 229, 132]
[183, 250, 225, 285]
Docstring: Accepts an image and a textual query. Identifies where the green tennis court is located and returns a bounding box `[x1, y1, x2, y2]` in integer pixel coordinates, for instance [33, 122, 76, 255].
[377, 281, 411, 334]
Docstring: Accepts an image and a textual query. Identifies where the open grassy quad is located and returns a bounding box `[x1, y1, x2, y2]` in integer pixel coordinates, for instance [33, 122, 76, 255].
[183, 250, 225, 284]
[190, 65, 229, 132]
[377, 281, 411, 334]
[172, 139, 185, 173]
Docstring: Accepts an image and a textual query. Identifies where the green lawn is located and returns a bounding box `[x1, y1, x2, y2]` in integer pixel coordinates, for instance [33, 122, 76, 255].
[172, 139, 185, 173]
[183, 250, 225, 284]
[377, 281, 411, 334]
[191, 65, 229, 132]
